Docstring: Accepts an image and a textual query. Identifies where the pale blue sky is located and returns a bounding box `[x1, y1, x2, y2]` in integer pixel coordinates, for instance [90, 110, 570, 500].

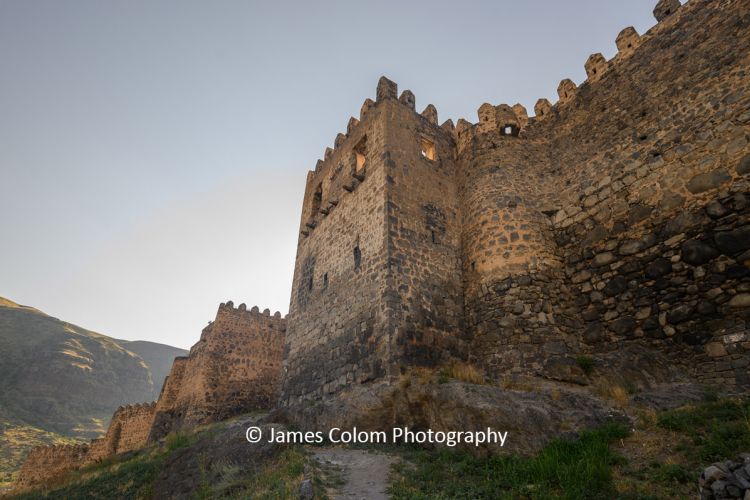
[0, 0, 660, 349]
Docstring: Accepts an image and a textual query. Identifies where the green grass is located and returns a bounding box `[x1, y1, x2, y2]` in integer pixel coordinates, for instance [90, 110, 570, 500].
[575, 356, 595, 376]
[229, 447, 314, 500]
[615, 396, 750, 498]
[389, 423, 630, 499]
[389, 398, 750, 499]
[12, 449, 166, 500]
[656, 397, 750, 464]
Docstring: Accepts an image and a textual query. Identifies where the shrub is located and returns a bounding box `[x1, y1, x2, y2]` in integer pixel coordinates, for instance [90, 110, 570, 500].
[442, 362, 485, 385]
[575, 355, 596, 376]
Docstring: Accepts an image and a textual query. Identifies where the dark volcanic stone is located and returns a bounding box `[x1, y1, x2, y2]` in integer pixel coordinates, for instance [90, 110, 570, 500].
[583, 323, 603, 343]
[642, 316, 660, 331]
[681, 239, 719, 265]
[610, 316, 636, 335]
[645, 258, 672, 279]
[604, 276, 628, 297]
[582, 307, 601, 322]
[628, 203, 653, 224]
[696, 300, 716, 315]
[705, 200, 729, 219]
[667, 305, 693, 324]
[737, 154, 750, 175]
[726, 266, 749, 279]
[682, 331, 711, 345]
[714, 226, 750, 255]
[664, 212, 703, 236]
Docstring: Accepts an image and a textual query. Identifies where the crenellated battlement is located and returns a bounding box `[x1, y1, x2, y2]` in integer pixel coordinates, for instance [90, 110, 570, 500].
[523, 0, 685, 128]
[299, 75, 453, 240]
[15, 0, 750, 492]
[216, 300, 285, 322]
[286, 0, 750, 406]
[15, 298, 287, 491]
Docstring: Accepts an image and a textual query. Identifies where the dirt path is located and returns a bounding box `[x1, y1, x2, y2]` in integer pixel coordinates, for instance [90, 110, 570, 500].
[313, 448, 396, 499]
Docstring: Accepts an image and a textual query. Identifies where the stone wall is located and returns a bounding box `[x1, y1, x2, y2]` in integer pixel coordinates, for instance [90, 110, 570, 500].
[384, 96, 467, 370]
[14, 443, 90, 490]
[15, 301, 285, 490]
[283, 0, 750, 400]
[527, 0, 750, 388]
[13, 403, 157, 489]
[107, 402, 157, 454]
[282, 80, 470, 405]
[149, 302, 286, 440]
[282, 95, 391, 404]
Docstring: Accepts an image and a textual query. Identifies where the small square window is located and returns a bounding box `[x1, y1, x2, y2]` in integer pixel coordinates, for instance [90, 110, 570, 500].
[355, 152, 366, 172]
[420, 138, 436, 161]
[354, 136, 367, 173]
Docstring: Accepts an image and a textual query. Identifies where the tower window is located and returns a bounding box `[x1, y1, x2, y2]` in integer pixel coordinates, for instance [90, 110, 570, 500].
[501, 125, 519, 137]
[308, 276, 313, 291]
[354, 136, 367, 173]
[323, 273, 328, 288]
[353, 245, 361, 270]
[311, 182, 323, 214]
[420, 138, 436, 161]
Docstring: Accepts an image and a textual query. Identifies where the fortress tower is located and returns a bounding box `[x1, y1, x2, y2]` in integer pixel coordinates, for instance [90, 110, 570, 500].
[282, 79, 466, 403]
[283, 0, 750, 405]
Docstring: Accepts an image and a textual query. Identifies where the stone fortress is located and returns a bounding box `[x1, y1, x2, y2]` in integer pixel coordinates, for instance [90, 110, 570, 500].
[15, 303, 286, 489]
[14, 0, 750, 490]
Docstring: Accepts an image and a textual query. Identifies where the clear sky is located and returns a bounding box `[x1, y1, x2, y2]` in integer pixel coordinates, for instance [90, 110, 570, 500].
[0, 0, 660, 349]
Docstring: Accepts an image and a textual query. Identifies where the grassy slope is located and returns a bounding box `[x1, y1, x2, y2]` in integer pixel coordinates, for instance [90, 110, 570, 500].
[8, 420, 323, 500]
[389, 396, 750, 500]
[0, 296, 185, 487]
[10, 398, 748, 499]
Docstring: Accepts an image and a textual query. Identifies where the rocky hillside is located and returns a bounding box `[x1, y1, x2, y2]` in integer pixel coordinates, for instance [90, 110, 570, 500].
[0, 296, 186, 488]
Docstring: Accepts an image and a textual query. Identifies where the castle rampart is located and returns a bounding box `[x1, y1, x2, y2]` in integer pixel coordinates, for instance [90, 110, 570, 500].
[14, 444, 91, 490]
[13, 0, 750, 492]
[149, 301, 286, 440]
[283, 0, 750, 402]
[15, 301, 285, 490]
[517, 0, 750, 387]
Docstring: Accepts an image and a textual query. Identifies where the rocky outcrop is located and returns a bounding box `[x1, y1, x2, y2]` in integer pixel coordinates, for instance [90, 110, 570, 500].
[279, 378, 627, 455]
[700, 454, 750, 499]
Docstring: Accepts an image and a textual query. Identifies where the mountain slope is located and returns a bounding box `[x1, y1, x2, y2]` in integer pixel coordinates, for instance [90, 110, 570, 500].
[0, 296, 187, 488]
[115, 339, 188, 399]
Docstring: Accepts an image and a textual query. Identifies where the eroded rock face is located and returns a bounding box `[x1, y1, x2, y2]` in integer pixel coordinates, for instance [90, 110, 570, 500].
[279, 379, 626, 455]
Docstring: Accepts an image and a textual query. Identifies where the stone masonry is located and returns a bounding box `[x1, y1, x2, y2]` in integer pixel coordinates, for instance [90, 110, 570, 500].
[149, 302, 286, 441]
[14, 0, 750, 491]
[14, 302, 285, 490]
[283, 0, 750, 404]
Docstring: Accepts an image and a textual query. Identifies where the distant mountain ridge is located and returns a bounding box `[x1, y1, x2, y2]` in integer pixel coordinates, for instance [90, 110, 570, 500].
[115, 338, 189, 398]
[0, 296, 187, 488]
